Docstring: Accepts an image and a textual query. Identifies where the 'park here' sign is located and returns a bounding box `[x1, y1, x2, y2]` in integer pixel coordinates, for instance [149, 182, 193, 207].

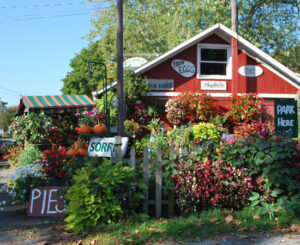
[274, 100, 298, 138]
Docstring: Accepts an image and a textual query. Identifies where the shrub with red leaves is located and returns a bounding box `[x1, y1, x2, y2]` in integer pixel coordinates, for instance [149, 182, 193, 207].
[172, 159, 254, 213]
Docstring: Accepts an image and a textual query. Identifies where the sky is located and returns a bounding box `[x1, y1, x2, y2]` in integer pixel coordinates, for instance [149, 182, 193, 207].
[0, 0, 106, 108]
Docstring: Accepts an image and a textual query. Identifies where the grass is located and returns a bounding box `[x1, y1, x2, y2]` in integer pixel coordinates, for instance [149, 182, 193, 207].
[81, 207, 299, 245]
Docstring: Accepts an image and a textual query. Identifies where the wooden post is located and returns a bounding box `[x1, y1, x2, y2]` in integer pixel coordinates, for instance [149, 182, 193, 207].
[142, 146, 149, 213]
[231, 0, 238, 34]
[130, 146, 136, 170]
[114, 136, 123, 163]
[168, 146, 175, 217]
[117, 0, 125, 136]
[156, 147, 162, 218]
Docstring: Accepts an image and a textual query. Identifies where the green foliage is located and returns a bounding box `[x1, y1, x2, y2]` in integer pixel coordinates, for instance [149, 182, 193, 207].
[17, 145, 43, 168]
[61, 41, 115, 96]
[166, 123, 193, 151]
[86, 0, 299, 77]
[124, 71, 150, 102]
[9, 113, 52, 144]
[192, 122, 220, 142]
[146, 100, 165, 118]
[134, 136, 149, 155]
[220, 137, 300, 207]
[3, 106, 17, 131]
[124, 119, 142, 137]
[65, 159, 144, 233]
[96, 91, 117, 125]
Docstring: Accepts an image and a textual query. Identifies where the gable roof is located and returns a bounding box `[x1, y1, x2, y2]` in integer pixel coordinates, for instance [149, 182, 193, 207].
[134, 23, 300, 87]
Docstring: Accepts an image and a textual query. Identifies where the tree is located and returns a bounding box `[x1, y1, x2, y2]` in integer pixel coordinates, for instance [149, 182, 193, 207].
[88, 0, 299, 71]
[62, 0, 299, 94]
[61, 41, 116, 96]
[3, 106, 17, 131]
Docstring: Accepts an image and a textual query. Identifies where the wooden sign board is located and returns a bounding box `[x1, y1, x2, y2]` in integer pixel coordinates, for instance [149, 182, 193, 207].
[28, 186, 66, 217]
[275, 100, 298, 138]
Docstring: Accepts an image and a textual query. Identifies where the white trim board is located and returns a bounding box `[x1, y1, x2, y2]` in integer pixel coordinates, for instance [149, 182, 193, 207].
[147, 92, 297, 99]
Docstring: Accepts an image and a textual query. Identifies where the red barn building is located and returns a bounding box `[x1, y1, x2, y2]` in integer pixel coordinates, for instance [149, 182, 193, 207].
[134, 23, 300, 117]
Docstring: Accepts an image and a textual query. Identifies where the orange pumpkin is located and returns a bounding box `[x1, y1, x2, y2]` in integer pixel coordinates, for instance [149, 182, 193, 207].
[66, 148, 77, 156]
[78, 147, 87, 156]
[78, 125, 93, 134]
[93, 123, 107, 134]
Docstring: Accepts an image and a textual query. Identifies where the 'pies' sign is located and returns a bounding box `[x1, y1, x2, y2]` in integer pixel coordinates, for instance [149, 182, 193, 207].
[28, 186, 65, 217]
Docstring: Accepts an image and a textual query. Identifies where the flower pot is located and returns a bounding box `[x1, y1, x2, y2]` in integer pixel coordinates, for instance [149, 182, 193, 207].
[93, 123, 108, 134]
[78, 125, 93, 134]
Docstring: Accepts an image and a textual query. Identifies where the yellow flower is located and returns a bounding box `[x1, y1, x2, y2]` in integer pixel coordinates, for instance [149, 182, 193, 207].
[265, 178, 269, 183]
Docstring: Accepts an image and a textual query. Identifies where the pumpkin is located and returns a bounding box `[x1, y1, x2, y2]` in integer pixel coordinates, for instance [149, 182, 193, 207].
[66, 148, 77, 156]
[78, 147, 87, 156]
[93, 123, 108, 134]
[78, 125, 93, 134]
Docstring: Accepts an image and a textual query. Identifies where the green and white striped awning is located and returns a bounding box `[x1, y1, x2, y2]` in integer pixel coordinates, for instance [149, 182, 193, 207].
[17, 95, 96, 115]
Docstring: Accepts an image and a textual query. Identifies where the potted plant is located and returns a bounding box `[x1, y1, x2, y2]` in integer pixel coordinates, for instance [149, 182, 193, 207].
[76, 111, 96, 134]
[93, 109, 108, 134]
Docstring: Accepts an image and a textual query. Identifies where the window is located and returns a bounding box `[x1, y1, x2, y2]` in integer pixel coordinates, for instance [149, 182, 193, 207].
[197, 43, 232, 79]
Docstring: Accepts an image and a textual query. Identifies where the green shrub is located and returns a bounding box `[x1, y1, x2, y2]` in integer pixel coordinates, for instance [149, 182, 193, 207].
[192, 122, 220, 142]
[17, 145, 43, 168]
[220, 137, 300, 212]
[65, 159, 145, 233]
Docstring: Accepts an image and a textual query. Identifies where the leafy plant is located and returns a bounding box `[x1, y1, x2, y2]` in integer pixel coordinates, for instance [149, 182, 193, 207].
[228, 94, 262, 122]
[165, 97, 186, 126]
[124, 119, 142, 137]
[42, 147, 67, 180]
[75, 111, 97, 127]
[3, 163, 47, 205]
[173, 157, 254, 213]
[146, 99, 165, 118]
[124, 71, 150, 102]
[9, 113, 53, 144]
[233, 120, 275, 139]
[4, 145, 23, 167]
[96, 91, 117, 125]
[65, 159, 144, 233]
[17, 145, 43, 168]
[192, 122, 220, 142]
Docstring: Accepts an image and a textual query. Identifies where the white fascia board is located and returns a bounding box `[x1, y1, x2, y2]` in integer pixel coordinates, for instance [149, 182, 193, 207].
[134, 24, 222, 75]
[258, 93, 297, 99]
[146, 92, 232, 97]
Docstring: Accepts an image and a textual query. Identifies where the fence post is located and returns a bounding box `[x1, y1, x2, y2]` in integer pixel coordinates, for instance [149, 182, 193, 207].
[129, 146, 136, 171]
[168, 146, 175, 217]
[142, 146, 149, 213]
[114, 136, 123, 163]
[156, 147, 162, 218]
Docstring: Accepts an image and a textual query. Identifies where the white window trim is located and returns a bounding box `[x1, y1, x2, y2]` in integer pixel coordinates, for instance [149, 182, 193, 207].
[197, 43, 232, 80]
